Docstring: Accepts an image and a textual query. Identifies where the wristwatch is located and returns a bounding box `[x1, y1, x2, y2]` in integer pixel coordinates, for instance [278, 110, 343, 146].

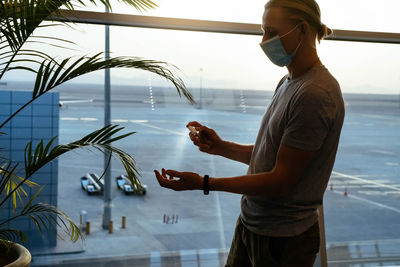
[203, 175, 210, 195]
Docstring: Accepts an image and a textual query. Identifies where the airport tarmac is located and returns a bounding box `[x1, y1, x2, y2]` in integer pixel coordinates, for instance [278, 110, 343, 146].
[31, 85, 400, 266]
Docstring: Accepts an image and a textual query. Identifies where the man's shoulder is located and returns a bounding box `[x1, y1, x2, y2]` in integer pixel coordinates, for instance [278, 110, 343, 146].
[295, 67, 342, 105]
[307, 66, 340, 93]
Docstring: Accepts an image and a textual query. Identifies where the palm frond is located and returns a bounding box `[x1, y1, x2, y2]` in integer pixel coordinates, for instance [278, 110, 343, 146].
[0, 162, 18, 198]
[25, 203, 82, 242]
[0, 54, 194, 129]
[0, 229, 27, 244]
[0, 186, 83, 243]
[0, 186, 82, 243]
[20, 188, 82, 242]
[24, 125, 139, 181]
[0, 125, 137, 211]
[71, 0, 158, 12]
[114, 0, 158, 12]
[0, 0, 69, 79]
[102, 143, 143, 188]
[0, 23, 78, 72]
[0, 0, 67, 48]
[0, 162, 38, 211]
[31, 54, 193, 102]
[0, 0, 157, 50]
[0, 46, 75, 62]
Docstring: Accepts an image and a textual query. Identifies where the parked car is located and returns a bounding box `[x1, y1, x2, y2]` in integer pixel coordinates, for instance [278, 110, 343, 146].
[115, 174, 147, 195]
[80, 173, 103, 195]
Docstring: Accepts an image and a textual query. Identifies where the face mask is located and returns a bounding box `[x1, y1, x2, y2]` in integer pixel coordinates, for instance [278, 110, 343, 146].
[260, 24, 302, 67]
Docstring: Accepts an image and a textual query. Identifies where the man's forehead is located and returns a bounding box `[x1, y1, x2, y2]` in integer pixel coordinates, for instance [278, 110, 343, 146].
[262, 7, 288, 28]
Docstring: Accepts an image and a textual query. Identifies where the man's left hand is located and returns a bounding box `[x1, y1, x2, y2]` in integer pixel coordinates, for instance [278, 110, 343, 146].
[154, 168, 203, 191]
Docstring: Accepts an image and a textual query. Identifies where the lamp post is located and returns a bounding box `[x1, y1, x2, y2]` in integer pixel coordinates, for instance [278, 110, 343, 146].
[103, 5, 112, 230]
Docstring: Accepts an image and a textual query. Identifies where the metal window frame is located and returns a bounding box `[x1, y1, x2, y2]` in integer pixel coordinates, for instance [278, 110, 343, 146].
[54, 10, 400, 44]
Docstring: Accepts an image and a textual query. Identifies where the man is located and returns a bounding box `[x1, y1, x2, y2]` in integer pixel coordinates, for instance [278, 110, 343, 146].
[155, 0, 344, 266]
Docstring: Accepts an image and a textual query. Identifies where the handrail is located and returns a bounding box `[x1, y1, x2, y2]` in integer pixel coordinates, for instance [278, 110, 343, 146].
[53, 10, 400, 44]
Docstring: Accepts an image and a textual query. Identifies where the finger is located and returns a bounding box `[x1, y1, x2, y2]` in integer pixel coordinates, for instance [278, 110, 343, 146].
[189, 132, 200, 140]
[193, 138, 205, 145]
[199, 147, 211, 153]
[155, 170, 177, 189]
[154, 170, 166, 186]
[166, 169, 182, 177]
[198, 127, 213, 142]
[198, 125, 213, 135]
[197, 143, 211, 150]
[187, 121, 203, 128]
[193, 140, 202, 147]
[163, 169, 174, 180]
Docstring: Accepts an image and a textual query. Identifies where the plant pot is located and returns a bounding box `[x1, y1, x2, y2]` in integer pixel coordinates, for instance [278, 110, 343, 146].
[0, 242, 31, 267]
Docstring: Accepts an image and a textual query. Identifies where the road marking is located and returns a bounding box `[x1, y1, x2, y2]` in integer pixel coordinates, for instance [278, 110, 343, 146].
[131, 121, 187, 136]
[368, 149, 396, 156]
[357, 190, 400, 196]
[332, 171, 400, 192]
[130, 120, 149, 123]
[386, 162, 399, 166]
[112, 119, 128, 123]
[362, 114, 400, 121]
[331, 190, 400, 214]
[61, 117, 150, 124]
[357, 174, 390, 178]
[80, 117, 98, 121]
[356, 191, 387, 196]
[61, 117, 79, 121]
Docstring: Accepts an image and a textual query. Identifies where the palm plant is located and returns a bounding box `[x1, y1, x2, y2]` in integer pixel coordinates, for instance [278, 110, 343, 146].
[0, 0, 194, 247]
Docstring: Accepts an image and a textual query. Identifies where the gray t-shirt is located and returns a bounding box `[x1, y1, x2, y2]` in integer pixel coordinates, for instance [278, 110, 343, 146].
[241, 65, 345, 237]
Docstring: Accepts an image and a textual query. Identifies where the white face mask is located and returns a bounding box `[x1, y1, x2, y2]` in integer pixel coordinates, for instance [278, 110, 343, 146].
[260, 24, 303, 67]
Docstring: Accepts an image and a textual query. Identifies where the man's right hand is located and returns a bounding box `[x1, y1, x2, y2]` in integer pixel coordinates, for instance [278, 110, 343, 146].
[186, 121, 225, 155]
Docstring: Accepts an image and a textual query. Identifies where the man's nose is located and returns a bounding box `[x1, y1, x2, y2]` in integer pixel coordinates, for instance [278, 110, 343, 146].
[261, 33, 268, 43]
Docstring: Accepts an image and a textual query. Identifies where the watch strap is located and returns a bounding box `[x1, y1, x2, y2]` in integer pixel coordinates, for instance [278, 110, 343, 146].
[203, 175, 210, 195]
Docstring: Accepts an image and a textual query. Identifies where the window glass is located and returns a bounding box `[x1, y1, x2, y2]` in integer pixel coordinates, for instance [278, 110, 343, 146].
[4, 22, 400, 266]
[74, 0, 400, 33]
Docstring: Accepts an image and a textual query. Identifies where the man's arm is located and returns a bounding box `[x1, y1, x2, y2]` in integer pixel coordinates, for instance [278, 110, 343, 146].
[218, 141, 254, 165]
[210, 144, 315, 196]
[155, 143, 315, 197]
[187, 121, 253, 165]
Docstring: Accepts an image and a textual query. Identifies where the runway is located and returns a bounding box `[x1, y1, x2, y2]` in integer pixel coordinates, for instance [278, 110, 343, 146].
[32, 84, 400, 266]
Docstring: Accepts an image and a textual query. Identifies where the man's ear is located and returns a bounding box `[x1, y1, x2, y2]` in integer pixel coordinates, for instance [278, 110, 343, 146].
[300, 22, 307, 34]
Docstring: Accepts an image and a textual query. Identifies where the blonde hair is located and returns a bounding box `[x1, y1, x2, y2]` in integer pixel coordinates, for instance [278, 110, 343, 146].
[265, 0, 332, 43]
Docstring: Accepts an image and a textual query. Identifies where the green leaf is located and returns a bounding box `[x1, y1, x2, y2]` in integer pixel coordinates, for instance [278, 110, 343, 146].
[24, 125, 138, 181]
[0, 162, 38, 211]
[0, 0, 68, 79]
[31, 55, 194, 104]
[21, 202, 83, 242]
[0, 229, 27, 244]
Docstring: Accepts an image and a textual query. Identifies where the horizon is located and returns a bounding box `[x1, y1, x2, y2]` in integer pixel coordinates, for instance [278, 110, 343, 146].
[1, 79, 400, 97]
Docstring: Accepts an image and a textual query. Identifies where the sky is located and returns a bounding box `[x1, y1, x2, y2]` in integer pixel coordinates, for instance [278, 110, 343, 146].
[3, 0, 400, 94]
